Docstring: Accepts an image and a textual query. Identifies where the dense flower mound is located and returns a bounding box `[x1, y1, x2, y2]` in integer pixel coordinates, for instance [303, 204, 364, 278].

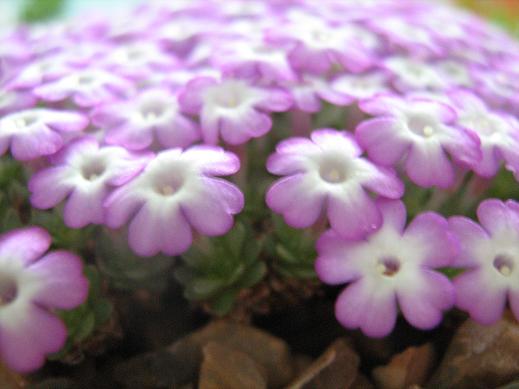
[1, 0, 519, 372]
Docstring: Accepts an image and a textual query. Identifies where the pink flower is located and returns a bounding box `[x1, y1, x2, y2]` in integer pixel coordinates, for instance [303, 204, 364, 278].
[266, 129, 404, 239]
[449, 199, 519, 325]
[104, 146, 244, 257]
[0, 227, 88, 372]
[356, 94, 481, 188]
[34, 68, 134, 107]
[316, 200, 457, 337]
[92, 88, 200, 150]
[178, 76, 292, 145]
[0, 108, 88, 161]
[29, 137, 150, 228]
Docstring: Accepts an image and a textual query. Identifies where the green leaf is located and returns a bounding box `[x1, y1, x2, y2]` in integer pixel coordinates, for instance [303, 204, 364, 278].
[208, 289, 239, 316]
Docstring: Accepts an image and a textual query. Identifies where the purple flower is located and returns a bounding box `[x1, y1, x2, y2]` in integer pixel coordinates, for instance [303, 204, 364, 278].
[384, 56, 446, 92]
[449, 199, 519, 325]
[316, 200, 457, 337]
[0, 108, 88, 161]
[266, 129, 404, 239]
[266, 15, 374, 74]
[178, 76, 292, 145]
[447, 89, 519, 178]
[92, 88, 200, 150]
[100, 42, 180, 81]
[210, 39, 297, 83]
[34, 68, 134, 107]
[0, 226, 88, 372]
[286, 76, 353, 113]
[356, 94, 481, 188]
[29, 137, 150, 228]
[104, 146, 244, 257]
[330, 71, 390, 102]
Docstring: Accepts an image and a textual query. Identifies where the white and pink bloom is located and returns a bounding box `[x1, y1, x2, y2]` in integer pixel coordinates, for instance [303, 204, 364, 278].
[449, 199, 519, 325]
[92, 88, 200, 150]
[34, 68, 134, 107]
[447, 89, 519, 178]
[356, 94, 481, 188]
[0, 108, 88, 161]
[316, 200, 457, 337]
[0, 227, 88, 372]
[266, 129, 404, 239]
[29, 137, 150, 228]
[104, 146, 244, 257]
[178, 76, 292, 145]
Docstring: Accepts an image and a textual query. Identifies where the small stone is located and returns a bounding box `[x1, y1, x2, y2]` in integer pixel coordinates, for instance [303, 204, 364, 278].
[113, 350, 193, 388]
[372, 343, 435, 389]
[0, 364, 26, 389]
[28, 378, 77, 389]
[428, 313, 519, 389]
[286, 338, 360, 389]
[169, 320, 293, 387]
[199, 342, 267, 389]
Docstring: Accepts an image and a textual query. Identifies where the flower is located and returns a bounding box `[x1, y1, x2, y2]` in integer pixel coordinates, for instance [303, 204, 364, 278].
[356, 94, 481, 188]
[330, 71, 390, 102]
[285, 75, 353, 113]
[29, 137, 150, 228]
[449, 199, 519, 324]
[34, 68, 134, 107]
[0, 226, 88, 372]
[178, 76, 292, 145]
[92, 88, 200, 150]
[265, 13, 374, 74]
[447, 89, 519, 178]
[104, 146, 244, 256]
[315, 199, 457, 337]
[0, 108, 88, 161]
[266, 129, 404, 239]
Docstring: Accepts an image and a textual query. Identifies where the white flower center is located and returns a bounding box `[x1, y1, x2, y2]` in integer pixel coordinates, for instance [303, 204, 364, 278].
[140, 100, 168, 122]
[77, 74, 96, 85]
[407, 114, 437, 138]
[205, 80, 254, 109]
[81, 160, 106, 181]
[493, 254, 514, 277]
[0, 276, 17, 306]
[377, 257, 401, 277]
[318, 157, 349, 184]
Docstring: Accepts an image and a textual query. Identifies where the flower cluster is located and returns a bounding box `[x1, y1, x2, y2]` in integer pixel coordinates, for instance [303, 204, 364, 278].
[0, 0, 519, 371]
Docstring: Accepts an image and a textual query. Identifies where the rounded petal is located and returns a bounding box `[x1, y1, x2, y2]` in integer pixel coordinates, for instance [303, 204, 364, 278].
[128, 203, 192, 257]
[311, 129, 361, 157]
[405, 142, 455, 189]
[155, 115, 200, 149]
[256, 89, 293, 112]
[454, 269, 507, 325]
[266, 174, 324, 228]
[46, 111, 89, 132]
[315, 240, 364, 285]
[335, 279, 398, 338]
[0, 305, 66, 373]
[404, 212, 458, 268]
[105, 123, 154, 150]
[27, 251, 89, 309]
[178, 77, 217, 114]
[10, 126, 63, 161]
[0, 227, 51, 266]
[398, 270, 454, 329]
[361, 164, 404, 199]
[182, 179, 243, 236]
[328, 188, 382, 239]
[355, 117, 411, 165]
[29, 167, 72, 209]
[376, 199, 407, 233]
[448, 216, 489, 267]
[63, 187, 108, 228]
[182, 145, 240, 176]
[220, 110, 272, 145]
[104, 189, 142, 228]
[477, 199, 519, 237]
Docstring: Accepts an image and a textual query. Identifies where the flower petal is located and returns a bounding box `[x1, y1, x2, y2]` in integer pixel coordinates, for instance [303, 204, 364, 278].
[335, 278, 397, 338]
